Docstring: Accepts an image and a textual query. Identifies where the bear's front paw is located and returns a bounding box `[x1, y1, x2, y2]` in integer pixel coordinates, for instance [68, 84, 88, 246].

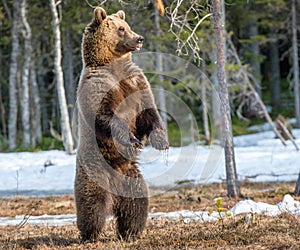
[149, 129, 169, 151]
[119, 136, 143, 160]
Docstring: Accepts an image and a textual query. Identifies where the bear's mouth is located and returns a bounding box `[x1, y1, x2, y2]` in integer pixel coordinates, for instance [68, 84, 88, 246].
[135, 43, 143, 51]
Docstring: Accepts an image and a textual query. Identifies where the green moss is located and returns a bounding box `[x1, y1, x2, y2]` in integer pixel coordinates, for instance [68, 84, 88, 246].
[35, 137, 64, 151]
[0, 137, 64, 153]
[231, 117, 250, 136]
[167, 122, 182, 147]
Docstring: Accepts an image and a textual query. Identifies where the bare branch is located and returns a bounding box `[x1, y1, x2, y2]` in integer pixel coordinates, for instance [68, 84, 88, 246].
[167, 0, 210, 63]
[56, 0, 62, 7]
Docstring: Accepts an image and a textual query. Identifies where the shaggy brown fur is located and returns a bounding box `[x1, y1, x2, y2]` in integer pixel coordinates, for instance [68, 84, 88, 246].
[75, 7, 168, 242]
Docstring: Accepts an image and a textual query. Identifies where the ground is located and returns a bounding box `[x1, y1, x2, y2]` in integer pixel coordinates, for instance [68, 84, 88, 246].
[0, 182, 300, 249]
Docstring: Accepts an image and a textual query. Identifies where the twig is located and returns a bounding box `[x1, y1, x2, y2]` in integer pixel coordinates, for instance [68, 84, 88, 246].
[179, 13, 213, 52]
[167, 0, 208, 62]
[15, 200, 42, 230]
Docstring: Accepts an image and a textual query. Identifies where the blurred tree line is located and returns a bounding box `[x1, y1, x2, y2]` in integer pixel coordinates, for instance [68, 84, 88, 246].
[0, 0, 299, 152]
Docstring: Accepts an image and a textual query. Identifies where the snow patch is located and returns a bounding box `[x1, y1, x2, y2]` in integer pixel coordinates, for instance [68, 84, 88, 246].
[0, 194, 299, 226]
[0, 129, 300, 197]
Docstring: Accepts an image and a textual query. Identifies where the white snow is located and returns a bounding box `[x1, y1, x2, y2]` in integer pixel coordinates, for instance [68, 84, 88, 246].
[0, 214, 77, 227]
[0, 194, 299, 226]
[0, 150, 76, 197]
[230, 193, 300, 217]
[0, 128, 299, 225]
[0, 129, 299, 196]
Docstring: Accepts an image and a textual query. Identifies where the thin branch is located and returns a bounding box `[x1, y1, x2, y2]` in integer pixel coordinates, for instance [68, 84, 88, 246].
[180, 13, 213, 51]
[167, 0, 209, 62]
[1, 0, 12, 20]
[56, 0, 62, 6]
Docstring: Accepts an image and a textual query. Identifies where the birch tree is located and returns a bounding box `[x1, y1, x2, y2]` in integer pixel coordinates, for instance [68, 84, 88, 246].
[49, 0, 74, 154]
[30, 63, 42, 146]
[154, 0, 168, 131]
[8, 0, 20, 150]
[20, 0, 31, 148]
[201, 58, 210, 143]
[0, 82, 7, 141]
[63, 28, 76, 119]
[212, 0, 240, 198]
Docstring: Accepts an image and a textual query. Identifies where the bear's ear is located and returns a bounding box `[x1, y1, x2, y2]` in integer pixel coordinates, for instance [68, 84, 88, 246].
[94, 7, 107, 24]
[116, 10, 125, 20]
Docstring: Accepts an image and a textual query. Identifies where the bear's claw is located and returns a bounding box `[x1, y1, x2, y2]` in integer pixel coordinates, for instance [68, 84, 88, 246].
[130, 137, 143, 149]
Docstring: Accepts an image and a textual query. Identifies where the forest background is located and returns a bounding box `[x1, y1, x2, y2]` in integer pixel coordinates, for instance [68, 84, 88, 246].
[0, 0, 299, 152]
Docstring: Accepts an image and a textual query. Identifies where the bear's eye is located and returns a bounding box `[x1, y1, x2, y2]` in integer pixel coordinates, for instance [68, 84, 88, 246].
[118, 27, 125, 32]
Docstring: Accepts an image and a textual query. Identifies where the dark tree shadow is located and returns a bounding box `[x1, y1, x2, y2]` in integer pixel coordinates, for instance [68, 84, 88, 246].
[16, 235, 80, 249]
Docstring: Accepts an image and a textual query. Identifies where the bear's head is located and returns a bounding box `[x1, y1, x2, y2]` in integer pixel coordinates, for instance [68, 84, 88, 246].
[82, 7, 144, 67]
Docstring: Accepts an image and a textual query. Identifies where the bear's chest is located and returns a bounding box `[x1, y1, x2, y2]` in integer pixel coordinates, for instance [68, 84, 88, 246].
[112, 75, 145, 123]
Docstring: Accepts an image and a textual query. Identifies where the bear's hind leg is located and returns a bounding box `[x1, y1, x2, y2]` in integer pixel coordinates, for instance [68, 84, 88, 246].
[114, 196, 149, 241]
[75, 185, 110, 242]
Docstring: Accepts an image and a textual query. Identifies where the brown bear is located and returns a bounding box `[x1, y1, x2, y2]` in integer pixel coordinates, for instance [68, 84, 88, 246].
[75, 7, 168, 242]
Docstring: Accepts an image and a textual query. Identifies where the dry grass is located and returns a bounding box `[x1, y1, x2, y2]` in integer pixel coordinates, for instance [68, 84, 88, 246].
[1, 182, 300, 249]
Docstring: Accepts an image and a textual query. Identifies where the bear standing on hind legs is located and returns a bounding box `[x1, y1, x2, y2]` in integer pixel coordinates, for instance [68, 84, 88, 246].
[75, 7, 168, 242]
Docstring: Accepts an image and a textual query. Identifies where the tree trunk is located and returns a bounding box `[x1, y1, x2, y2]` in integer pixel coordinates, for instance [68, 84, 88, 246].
[292, 0, 300, 128]
[8, 0, 20, 151]
[295, 172, 300, 196]
[49, 0, 74, 154]
[154, 1, 168, 131]
[292, 0, 300, 195]
[212, 0, 240, 198]
[20, 0, 31, 148]
[246, 16, 261, 96]
[63, 28, 76, 120]
[201, 81, 210, 144]
[30, 62, 42, 146]
[40, 74, 49, 133]
[0, 82, 7, 140]
[211, 46, 222, 142]
[201, 59, 210, 144]
[269, 33, 281, 109]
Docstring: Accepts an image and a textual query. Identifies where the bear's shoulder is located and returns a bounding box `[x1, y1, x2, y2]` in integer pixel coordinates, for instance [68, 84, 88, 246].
[77, 61, 148, 101]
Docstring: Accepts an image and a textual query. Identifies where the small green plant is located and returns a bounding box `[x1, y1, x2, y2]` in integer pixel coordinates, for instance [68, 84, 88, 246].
[214, 197, 231, 228]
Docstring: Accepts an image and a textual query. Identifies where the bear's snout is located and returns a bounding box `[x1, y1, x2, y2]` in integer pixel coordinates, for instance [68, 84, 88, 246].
[137, 36, 144, 44]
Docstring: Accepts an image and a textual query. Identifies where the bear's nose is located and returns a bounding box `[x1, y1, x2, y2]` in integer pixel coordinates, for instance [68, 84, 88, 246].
[137, 36, 144, 43]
